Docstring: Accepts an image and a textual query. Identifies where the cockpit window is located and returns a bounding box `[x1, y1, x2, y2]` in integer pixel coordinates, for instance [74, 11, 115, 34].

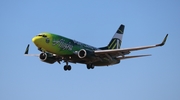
[37, 34, 47, 37]
[42, 35, 47, 37]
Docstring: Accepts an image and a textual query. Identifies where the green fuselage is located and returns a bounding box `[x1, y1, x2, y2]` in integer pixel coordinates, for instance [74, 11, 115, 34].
[32, 32, 120, 66]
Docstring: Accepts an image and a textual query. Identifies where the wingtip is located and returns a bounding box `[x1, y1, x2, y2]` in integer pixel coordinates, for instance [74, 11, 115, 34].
[24, 44, 30, 54]
[156, 34, 168, 46]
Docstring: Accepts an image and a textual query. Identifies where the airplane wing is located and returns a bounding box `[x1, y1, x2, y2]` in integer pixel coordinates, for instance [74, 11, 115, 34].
[24, 44, 39, 56]
[94, 34, 168, 55]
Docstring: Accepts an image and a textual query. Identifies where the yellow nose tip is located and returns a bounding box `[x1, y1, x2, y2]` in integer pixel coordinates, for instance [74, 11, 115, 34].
[32, 37, 37, 43]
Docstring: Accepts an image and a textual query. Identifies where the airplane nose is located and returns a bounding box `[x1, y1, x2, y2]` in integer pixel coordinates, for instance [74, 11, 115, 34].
[32, 37, 37, 44]
[32, 36, 41, 46]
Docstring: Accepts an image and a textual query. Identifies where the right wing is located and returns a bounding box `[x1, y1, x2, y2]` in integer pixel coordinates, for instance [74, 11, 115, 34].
[24, 44, 39, 56]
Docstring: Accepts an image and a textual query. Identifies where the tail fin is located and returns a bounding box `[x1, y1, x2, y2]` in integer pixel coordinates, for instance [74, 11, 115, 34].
[107, 24, 125, 49]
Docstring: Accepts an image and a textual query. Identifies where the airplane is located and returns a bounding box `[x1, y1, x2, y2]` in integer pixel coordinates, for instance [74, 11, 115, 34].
[24, 24, 168, 71]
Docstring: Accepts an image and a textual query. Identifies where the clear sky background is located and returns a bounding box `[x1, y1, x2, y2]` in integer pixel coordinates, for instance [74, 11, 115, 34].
[0, 0, 180, 100]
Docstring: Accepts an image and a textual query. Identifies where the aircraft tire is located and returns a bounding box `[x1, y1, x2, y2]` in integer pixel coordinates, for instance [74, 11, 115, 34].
[64, 65, 67, 71]
[64, 65, 71, 71]
[67, 65, 71, 70]
[91, 65, 94, 69]
[87, 64, 94, 69]
[87, 64, 91, 69]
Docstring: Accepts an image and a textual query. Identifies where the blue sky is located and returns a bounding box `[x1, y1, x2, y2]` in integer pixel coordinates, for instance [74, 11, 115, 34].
[0, 0, 180, 100]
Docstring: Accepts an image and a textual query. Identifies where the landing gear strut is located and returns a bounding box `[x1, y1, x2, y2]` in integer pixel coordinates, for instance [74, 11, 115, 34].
[87, 64, 94, 69]
[64, 62, 71, 71]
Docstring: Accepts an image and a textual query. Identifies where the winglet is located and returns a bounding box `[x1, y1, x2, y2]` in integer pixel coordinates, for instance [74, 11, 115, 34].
[24, 44, 30, 54]
[156, 34, 168, 46]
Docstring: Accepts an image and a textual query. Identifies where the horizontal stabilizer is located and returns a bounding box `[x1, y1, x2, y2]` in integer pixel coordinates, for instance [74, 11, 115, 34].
[116, 54, 151, 60]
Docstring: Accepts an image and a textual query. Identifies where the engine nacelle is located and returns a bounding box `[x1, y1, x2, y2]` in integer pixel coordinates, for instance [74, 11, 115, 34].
[39, 53, 56, 64]
[78, 49, 94, 59]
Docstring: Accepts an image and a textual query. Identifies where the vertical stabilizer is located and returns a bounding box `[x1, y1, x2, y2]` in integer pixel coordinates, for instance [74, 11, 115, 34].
[107, 24, 125, 49]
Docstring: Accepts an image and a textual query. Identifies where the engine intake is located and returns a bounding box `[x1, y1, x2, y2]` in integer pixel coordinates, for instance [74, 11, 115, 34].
[39, 53, 56, 64]
[78, 49, 94, 59]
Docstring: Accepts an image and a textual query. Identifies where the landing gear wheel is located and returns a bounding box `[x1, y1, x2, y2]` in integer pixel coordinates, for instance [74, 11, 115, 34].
[64, 65, 71, 71]
[87, 64, 91, 69]
[91, 65, 94, 69]
[67, 65, 71, 70]
[64, 65, 68, 71]
[87, 64, 94, 69]
[63, 61, 72, 71]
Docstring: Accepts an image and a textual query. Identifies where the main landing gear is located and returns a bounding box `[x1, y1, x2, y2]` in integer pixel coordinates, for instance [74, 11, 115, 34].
[64, 65, 71, 71]
[87, 64, 94, 69]
[62, 62, 95, 71]
[64, 62, 71, 71]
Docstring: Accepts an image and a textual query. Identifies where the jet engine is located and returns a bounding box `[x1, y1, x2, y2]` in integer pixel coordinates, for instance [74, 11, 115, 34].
[78, 49, 94, 59]
[39, 53, 56, 64]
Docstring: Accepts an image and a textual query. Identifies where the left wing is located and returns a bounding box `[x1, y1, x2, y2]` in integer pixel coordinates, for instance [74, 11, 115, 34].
[94, 34, 168, 55]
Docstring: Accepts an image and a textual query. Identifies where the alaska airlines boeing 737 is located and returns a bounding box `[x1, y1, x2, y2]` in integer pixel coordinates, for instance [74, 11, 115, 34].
[24, 24, 168, 71]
